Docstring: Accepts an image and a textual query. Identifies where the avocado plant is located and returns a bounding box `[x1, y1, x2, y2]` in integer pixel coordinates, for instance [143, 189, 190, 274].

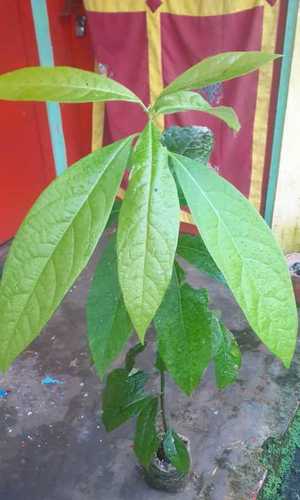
[0, 52, 297, 480]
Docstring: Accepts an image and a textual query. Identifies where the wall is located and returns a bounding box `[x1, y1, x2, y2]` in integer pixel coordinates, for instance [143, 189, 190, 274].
[272, 12, 300, 252]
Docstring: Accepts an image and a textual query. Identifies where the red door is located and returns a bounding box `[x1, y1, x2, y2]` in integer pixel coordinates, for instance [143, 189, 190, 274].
[0, 0, 93, 244]
[0, 1, 55, 244]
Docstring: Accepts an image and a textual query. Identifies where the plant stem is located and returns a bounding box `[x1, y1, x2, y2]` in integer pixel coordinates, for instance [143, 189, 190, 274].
[160, 370, 168, 433]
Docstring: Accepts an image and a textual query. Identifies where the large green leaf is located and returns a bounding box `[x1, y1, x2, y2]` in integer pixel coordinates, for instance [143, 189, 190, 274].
[0, 67, 143, 105]
[154, 267, 213, 395]
[117, 122, 180, 340]
[212, 319, 241, 389]
[158, 51, 279, 98]
[105, 199, 122, 229]
[154, 91, 240, 131]
[102, 368, 150, 431]
[0, 137, 132, 372]
[163, 430, 190, 474]
[134, 397, 159, 467]
[86, 235, 132, 378]
[154, 351, 166, 372]
[172, 153, 298, 367]
[174, 260, 186, 286]
[177, 234, 226, 286]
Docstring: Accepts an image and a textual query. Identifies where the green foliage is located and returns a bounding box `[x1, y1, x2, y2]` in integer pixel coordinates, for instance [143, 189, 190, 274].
[0, 50, 296, 476]
[158, 51, 279, 97]
[154, 91, 240, 131]
[154, 266, 213, 395]
[259, 409, 300, 500]
[154, 351, 166, 372]
[172, 153, 297, 367]
[134, 397, 159, 467]
[212, 319, 241, 389]
[105, 198, 122, 229]
[86, 235, 132, 377]
[0, 137, 132, 372]
[102, 368, 150, 431]
[117, 122, 180, 340]
[177, 233, 226, 285]
[162, 125, 214, 205]
[161, 125, 213, 163]
[173, 260, 186, 286]
[163, 430, 191, 474]
[0, 66, 143, 105]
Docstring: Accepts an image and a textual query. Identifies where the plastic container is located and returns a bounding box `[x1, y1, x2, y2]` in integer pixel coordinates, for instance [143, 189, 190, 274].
[143, 437, 191, 493]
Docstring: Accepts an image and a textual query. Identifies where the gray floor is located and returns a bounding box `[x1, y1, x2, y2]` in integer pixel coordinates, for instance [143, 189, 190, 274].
[0, 236, 299, 500]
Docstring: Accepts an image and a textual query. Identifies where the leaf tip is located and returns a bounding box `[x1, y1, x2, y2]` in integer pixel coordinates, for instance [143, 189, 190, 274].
[132, 321, 148, 345]
[281, 354, 293, 370]
[234, 120, 241, 133]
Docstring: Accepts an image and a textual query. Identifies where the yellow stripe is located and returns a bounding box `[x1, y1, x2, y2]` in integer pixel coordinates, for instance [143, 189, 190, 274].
[84, 0, 144, 12]
[161, 0, 263, 16]
[91, 102, 105, 151]
[84, 0, 264, 15]
[146, 6, 164, 129]
[91, 62, 106, 151]
[249, 1, 280, 209]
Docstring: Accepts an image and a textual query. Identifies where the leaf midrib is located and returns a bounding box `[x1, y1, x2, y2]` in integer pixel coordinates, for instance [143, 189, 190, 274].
[6, 72, 139, 102]
[134, 125, 161, 326]
[174, 156, 255, 315]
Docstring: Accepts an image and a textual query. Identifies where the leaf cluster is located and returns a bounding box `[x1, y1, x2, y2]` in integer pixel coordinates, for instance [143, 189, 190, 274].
[0, 50, 297, 471]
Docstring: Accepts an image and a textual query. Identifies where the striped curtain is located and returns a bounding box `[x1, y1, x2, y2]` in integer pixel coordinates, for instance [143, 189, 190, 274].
[84, 0, 286, 213]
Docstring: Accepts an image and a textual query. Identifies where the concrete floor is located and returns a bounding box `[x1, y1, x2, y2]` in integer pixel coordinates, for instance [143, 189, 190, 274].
[0, 235, 299, 500]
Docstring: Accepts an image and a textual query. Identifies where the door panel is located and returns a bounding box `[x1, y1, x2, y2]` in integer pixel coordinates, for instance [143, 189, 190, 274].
[0, 1, 55, 244]
[0, 0, 94, 244]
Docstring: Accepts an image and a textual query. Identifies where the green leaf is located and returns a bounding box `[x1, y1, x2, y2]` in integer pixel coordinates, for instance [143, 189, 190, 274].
[162, 126, 214, 205]
[212, 320, 241, 389]
[0, 67, 143, 105]
[177, 234, 226, 286]
[154, 351, 166, 372]
[117, 122, 180, 340]
[0, 136, 132, 372]
[154, 91, 240, 131]
[102, 368, 150, 431]
[172, 153, 298, 367]
[161, 126, 214, 163]
[158, 51, 279, 98]
[154, 267, 213, 395]
[105, 199, 122, 230]
[174, 261, 186, 286]
[134, 397, 159, 467]
[125, 342, 146, 372]
[86, 235, 132, 378]
[163, 430, 190, 474]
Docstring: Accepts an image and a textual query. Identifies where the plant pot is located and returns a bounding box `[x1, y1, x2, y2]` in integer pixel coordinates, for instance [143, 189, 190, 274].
[286, 253, 300, 306]
[143, 436, 191, 493]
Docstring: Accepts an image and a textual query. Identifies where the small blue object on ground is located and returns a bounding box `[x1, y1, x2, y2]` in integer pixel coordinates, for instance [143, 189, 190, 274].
[0, 389, 9, 398]
[41, 376, 64, 385]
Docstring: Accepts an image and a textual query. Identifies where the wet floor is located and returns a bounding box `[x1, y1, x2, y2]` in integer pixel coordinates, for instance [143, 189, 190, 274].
[0, 236, 300, 500]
